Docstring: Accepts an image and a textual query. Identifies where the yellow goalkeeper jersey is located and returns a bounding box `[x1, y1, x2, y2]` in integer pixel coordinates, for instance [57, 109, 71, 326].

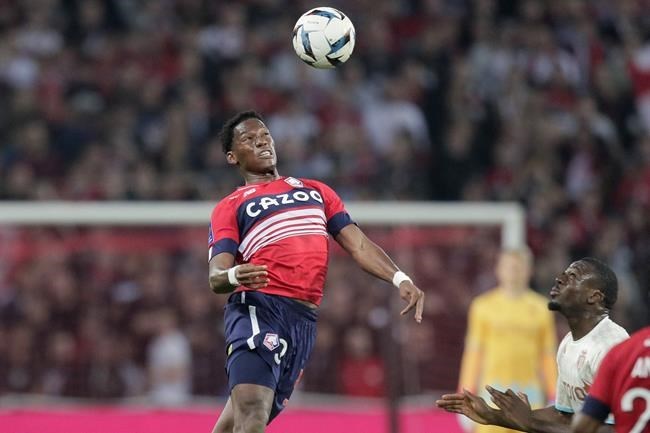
[458, 288, 558, 433]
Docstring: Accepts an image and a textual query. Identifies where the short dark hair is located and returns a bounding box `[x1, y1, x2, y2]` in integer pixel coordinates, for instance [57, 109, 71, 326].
[218, 110, 265, 154]
[580, 257, 618, 309]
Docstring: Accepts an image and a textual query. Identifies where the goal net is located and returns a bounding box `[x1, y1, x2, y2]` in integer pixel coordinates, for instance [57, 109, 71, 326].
[0, 201, 524, 404]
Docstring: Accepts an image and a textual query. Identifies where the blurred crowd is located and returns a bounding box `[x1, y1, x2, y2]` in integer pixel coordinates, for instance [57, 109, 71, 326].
[0, 226, 496, 400]
[1, 0, 649, 401]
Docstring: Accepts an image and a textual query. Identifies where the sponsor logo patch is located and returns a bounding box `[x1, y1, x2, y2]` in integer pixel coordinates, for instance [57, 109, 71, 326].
[263, 333, 280, 351]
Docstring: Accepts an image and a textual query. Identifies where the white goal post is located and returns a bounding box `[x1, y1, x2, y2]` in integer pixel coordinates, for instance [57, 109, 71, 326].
[0, 201, 526, 248]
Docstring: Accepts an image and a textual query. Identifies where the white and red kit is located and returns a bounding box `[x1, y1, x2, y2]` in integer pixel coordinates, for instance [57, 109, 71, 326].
[581, 326, 650, 433]
[208, 176, 354, 306]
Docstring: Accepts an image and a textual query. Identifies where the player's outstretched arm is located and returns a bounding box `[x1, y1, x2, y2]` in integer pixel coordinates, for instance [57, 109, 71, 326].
[486, 387, 616, 433]
[208, 252, 269, 293]
[334, 224, 424, 322]
[571, 412, 608, 433]
[436, 390, 495, 425]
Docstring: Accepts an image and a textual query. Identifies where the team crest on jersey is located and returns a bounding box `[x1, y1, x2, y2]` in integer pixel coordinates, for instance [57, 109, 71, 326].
[263, 333, 280, 351]
[285, 177, 304, 188]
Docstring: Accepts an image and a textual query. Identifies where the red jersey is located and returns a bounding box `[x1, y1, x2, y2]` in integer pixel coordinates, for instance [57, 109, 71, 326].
[208, 176, 354, 305]
[581, 326, 650, 433]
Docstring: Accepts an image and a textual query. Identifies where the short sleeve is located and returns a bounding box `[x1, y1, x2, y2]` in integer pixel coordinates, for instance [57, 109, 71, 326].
[554, 337, 574, 413]
[309, 180, 355, 236]
[582, 347, 617, 422]
[208, 201, 240, 262]
[589, 349, 617, 405]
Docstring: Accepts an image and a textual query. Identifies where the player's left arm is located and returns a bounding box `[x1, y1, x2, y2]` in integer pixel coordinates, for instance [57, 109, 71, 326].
[487, 388, 615, 433]
[334, 223, 424, 322]
[571, 412, 611, 433]
[570, 346, 618, 433]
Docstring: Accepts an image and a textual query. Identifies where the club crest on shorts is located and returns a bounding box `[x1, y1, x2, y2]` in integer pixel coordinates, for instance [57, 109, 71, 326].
[263, 333, 280, 351]
[284, 177, 304, 188]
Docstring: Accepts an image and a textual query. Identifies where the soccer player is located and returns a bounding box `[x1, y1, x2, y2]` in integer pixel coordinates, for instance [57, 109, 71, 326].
[571, 325, 650, 433]
[207, 111, 425, 433]
[437, 257, 629, 433]
[457, 248, 557, 433]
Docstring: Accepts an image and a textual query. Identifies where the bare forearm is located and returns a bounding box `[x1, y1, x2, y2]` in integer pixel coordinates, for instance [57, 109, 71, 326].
[485, 409, 527, 431]
[525, 407, 572, 433]
[208, 268, 234, 293]
[486, 406, 573, 433]
[528, 419, 612, 433]
[348, 237, 399, 283]
[571, 412, 615, 433]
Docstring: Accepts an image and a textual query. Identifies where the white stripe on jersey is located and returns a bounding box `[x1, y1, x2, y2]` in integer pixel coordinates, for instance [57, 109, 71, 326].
[239, 207, 327, 257]
[242, 228, 328, 260]
[241, 219, 327, 258]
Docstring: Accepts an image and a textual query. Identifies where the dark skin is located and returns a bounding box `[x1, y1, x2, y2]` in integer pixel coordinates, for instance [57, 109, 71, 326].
[210, 117, 425, 433]
[571, 413, 608, 433]
[436, 260, 614, 433]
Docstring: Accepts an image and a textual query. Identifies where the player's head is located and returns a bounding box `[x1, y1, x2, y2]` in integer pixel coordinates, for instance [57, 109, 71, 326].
[218, 110, 277, 174]
[548, 257, 618, 315]
[496, 247, 533, 289]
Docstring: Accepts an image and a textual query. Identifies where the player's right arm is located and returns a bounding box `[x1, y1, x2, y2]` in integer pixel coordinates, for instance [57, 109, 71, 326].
[207, 200, 268, 294]
[571, 413, 607, 433]
[208, 253, 268, 293]
[571, 342, 619, 433]
[437, 390, 613, 433]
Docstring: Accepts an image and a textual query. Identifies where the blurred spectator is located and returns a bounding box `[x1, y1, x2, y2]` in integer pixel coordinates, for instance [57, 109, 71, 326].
[338, 326, 385, 397]
[147, 307, 192, 405]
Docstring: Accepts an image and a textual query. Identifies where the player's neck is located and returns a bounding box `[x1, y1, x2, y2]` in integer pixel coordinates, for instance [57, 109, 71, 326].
[567, 311, 608, 340]
[243, 171, 280, 185]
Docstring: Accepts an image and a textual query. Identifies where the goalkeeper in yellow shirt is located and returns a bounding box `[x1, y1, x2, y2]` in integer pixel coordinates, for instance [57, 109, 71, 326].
[457, 248, 557, 433]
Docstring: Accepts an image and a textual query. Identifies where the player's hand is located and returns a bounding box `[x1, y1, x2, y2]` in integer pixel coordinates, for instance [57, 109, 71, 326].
[234, 263, 269, 289]
[398, 281, 424, 323]
[436, 390, 493, 425]
[486, 386, 531, 431]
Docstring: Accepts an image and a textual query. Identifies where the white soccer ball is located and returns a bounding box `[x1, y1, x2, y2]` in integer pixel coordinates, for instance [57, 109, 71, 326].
[292, 7, 356, 69]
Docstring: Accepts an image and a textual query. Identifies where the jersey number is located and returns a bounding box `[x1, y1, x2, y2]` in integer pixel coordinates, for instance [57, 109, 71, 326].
[622, 387, 650, 433]
[274, 338, 288, 365]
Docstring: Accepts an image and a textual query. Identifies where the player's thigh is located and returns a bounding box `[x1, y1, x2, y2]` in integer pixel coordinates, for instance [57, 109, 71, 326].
[212, 398, 234, 433]
[231, 383, 275, 424]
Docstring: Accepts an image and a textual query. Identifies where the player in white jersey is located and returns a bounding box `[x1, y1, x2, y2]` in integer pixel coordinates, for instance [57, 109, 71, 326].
[555, 316, 628, 419]
[437, 257, 629, 433]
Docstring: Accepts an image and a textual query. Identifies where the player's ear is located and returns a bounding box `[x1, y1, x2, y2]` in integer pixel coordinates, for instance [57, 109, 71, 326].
[587, 288, 604, 306]
[226, 151, 238, 165]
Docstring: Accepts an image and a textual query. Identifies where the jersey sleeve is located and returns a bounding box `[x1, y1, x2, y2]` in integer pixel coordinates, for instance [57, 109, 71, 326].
[310, 180, 355, 236]
[208, 200, 240, 262]
[555, 336, 574, 413]
[458, 298, 485, 393]
[581, 346, 617, 423]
